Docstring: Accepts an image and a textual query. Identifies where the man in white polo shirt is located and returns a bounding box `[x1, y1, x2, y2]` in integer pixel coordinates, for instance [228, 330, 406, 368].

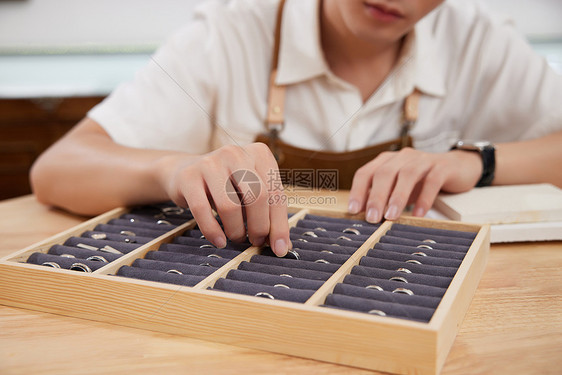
[30, 0, 562, 256]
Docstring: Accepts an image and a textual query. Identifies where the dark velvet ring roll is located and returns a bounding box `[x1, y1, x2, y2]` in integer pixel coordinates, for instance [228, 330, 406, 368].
[358, 257, 458, 278]
[94, 223, 169, 238]
[212, 278, 315, 303]
[291, 240, 358, 255]
[392, 223, 476, 240]
[27, 252, 105, 271]
[81, 231, 153, 245]
[121, 213, 189, 226]
[324, 294, 434, 322]
[304, 214, 378, 227]
[373, 242, 466, 260]
[289, 233, 364, 248]
[129, 205, 194, 221]
[260, 247, 351, 265]
[351, 265, 452, 288]
[108, 218, 177, 231]
[237, 261, 333, 281]
[131, 258, 217, 276]
[145, 251, 229, 267]
[48, 244, 121, 263]
[159, 244, 242, 259]
[250, 254, 341, 273]
[290, 227, 371, 242]
[342, 274, 447, 298]
[379, 235, 469, 253]
[173, 235, 251, 250]
[225, 269, 324, 290]
[385, 230, 473, 246]
[116, 266, 204, 287]
[366, 248, 463, 268]
[332, 283, 442, 309]
[63, 237, 140, 254]
[296, 219, 378, 236]
[142, 252, 228, 268]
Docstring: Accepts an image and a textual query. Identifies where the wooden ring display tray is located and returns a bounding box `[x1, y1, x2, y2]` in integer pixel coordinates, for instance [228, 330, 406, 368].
[0, 205, 490, 375]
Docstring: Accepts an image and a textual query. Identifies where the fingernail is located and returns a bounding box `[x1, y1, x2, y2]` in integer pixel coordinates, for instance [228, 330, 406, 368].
[274, 238, 288, 257]
[348, 200, 360, 214]
[413, 207, 426, 217]
[366, 208, 379, 223]
[385, 205, 400, 220]
[214, 236, 226, 249]
[252, 236, 266, 247]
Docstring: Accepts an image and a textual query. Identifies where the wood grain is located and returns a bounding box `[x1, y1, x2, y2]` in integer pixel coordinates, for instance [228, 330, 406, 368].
[0, 195, 561, 375]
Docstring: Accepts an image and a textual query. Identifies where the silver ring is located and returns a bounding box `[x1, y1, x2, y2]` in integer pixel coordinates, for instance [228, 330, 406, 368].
[286, 249, 300, 260]
[199, 235, 206, 239]
[162, 206, 184, 215]
[396, 267, 412, 274]
[124, 238, 136, 244]
[279, 273, 293, 278]
[296, 238, 308, 242]
[255, 292, 275, 299]
[337, 235, 352, 241]
[314, 227, 327, 232]
[156, 219, 173, 225]
[86, 255, 108, 263]
[411, 251, 427, 257]
[90, 233, 107, 240]
[417, 244, 433, 250]
[314, 259, 330, 264]
[343, 227, 360, 235]
[389, 276, 408, 283]
[129, 218, 136, 223]
[207, 254, 222, 258]
[392, 288, 414, 295]
[60, 254, 76, 258]
[330, 243, 340, 246]
[320, 250, 334, 254]
[166, 269, 183, 275]
[41, 261, 61, 268]
[365, 285, 384, 291]
[405, 259, 422, 265]
[302, 231, 318, 237]
[423, 239, 436, 243]
[273, 284, 290, 289]
[100, 245, 123, 255]
[200, 244, 215, 248]
[120, 230, 136, 236]
[368, 310, 386, 316]
[70, 262, 92, 272]
[76, 243, 98, 251]
[199, 262, 213, 267]
[352, 223, 363, 227]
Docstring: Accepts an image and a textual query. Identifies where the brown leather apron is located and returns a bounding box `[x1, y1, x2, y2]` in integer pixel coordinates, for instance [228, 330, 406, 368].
[255, 0, 420, 190]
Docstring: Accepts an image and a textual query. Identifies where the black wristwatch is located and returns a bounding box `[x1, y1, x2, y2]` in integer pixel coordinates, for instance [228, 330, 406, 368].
[451, 140, 496, 187]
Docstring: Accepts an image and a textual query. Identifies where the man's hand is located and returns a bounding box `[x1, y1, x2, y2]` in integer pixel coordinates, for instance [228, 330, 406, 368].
[157, 142, 291, 256]
[348, 148, 482, 222]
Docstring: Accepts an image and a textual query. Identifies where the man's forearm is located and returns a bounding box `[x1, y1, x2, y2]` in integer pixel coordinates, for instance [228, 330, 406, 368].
[494, 130, 562, 187]
[30, 118, 193, 215]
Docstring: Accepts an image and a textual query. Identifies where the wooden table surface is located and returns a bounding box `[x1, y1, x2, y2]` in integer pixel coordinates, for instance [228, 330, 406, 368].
[0, 194, 561, 375]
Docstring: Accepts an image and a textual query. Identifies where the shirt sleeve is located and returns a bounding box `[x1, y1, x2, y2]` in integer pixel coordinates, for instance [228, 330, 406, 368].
[88, 3, 223, 153]
[448, 2, 562, 142]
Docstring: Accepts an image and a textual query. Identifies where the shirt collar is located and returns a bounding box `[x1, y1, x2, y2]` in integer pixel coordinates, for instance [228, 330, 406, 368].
[276, 0, 446, 98]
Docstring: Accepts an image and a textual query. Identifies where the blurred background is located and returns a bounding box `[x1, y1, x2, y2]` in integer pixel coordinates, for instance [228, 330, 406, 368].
[0, 0, 561, 200]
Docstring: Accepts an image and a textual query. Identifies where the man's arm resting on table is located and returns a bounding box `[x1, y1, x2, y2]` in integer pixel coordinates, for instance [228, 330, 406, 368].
[29, 117, 291, 255]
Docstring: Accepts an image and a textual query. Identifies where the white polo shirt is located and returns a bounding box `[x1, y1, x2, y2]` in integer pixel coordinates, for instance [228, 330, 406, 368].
[88, 0, 562, 154]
